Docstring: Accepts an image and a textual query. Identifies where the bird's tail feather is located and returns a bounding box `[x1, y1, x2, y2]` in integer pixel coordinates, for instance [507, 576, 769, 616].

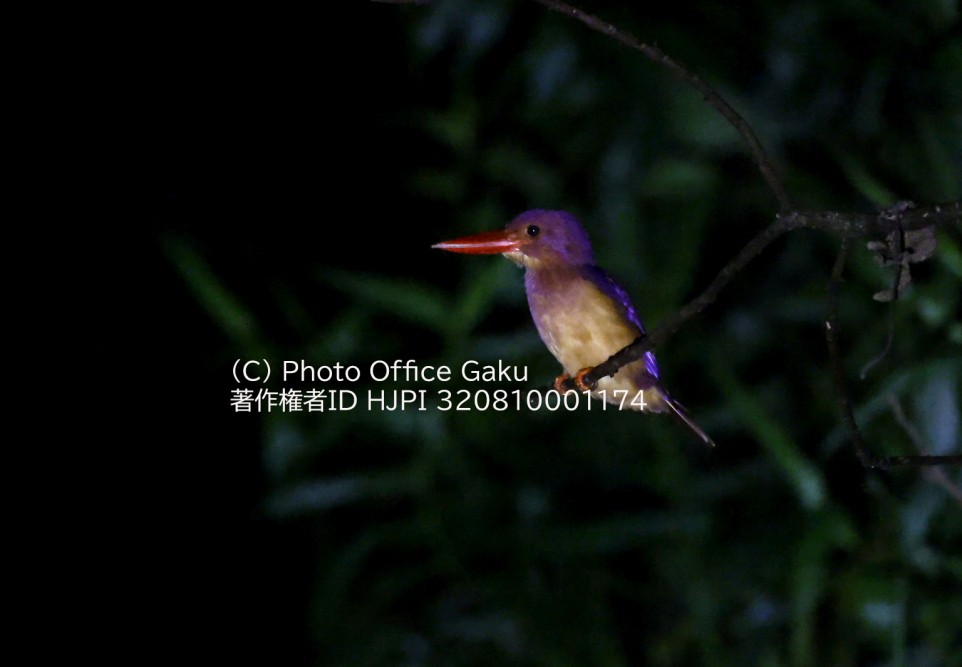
[664, 397, 715, 447]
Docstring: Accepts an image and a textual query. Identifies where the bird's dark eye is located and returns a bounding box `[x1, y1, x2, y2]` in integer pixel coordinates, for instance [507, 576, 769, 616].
[526, 225, 540, 238]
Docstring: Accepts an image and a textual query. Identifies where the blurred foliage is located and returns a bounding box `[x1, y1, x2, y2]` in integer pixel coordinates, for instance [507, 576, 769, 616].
[152, 0, 961, 664]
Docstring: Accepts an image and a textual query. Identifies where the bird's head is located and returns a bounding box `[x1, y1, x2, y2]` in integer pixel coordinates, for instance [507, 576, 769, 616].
[432, 210, 595, 269]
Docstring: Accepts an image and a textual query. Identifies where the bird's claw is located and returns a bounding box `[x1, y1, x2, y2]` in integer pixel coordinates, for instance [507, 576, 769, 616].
[556, 369, 595, 393]
[574, 367, 594, 392]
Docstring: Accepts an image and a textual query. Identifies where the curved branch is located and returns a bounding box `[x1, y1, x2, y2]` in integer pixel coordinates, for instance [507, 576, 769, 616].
[561, 201, 960, 393]
[565, 213, 804, 389]
[530, 0, 793, 211]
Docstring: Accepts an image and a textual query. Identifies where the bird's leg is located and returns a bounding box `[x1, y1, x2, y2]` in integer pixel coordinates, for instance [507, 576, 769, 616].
[553, 373, 573, 394]
[573, 367, 594, 392]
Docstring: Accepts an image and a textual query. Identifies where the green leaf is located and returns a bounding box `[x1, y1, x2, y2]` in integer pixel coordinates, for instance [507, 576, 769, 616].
[713, 356, 826, 510]
[321, 268, 453, 334]
[831, 148, 896, 206]
[161, 233, 260, 347]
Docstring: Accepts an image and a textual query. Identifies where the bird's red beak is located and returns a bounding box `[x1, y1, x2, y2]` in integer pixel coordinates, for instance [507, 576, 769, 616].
[432, 229, 531, 254]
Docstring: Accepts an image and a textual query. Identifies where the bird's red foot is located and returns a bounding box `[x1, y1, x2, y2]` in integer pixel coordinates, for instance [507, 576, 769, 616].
[554, 373, 573, 394]
[574, 367, 594, 392]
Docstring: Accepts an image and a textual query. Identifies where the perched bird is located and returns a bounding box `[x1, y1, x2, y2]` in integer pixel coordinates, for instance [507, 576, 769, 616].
[433, 209, 713, 446]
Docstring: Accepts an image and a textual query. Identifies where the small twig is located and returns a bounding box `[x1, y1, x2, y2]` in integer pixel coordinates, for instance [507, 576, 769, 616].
[824, 248, 962, 468]
[529, 0, 793, 211]
[888, 396, 962, 502]
[824, 242, 886, 468]
[887, 395, 931, 453]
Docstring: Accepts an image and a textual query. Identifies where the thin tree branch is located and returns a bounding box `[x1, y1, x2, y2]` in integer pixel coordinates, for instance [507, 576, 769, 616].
[888, 395, 962, 503]
[567, 213, 803, 389]
[824, 241, 886, 468]
[527, 1, 960, 232]
[886, 395, 927, 452]
[529, 0, 793, 211]
[791, 202, 960, 237]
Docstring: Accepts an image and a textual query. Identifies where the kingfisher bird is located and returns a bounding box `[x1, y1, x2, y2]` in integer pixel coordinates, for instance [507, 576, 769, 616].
[433, 209, 713, 446]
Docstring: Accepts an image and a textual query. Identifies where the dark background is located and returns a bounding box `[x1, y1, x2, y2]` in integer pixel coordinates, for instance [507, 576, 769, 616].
[89, 0, 962, 664]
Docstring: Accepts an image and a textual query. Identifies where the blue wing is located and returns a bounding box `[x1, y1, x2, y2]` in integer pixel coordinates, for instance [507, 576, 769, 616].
[580, 264, 661, 379]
